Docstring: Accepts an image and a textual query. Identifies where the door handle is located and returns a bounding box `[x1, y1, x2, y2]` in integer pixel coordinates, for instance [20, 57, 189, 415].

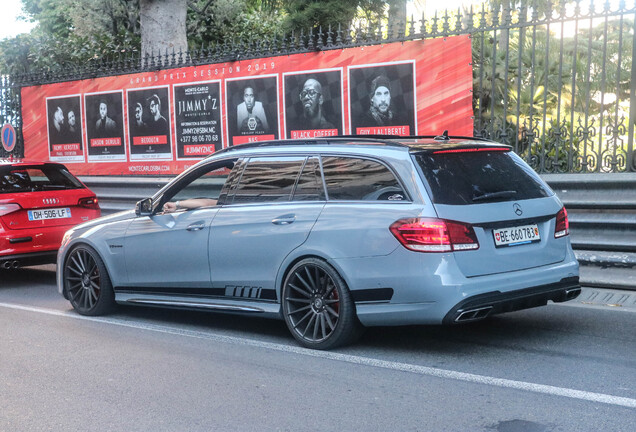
[272, 214, 296, 225]
[186, 222, 206, 231]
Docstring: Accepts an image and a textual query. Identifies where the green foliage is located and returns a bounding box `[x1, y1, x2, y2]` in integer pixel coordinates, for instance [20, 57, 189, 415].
[0, 28, 139, 75]
[0, 0, 140, 74]
[1, 0, 400, 72]
[20, 0, 74, 39]
[280, 0, 390, 32]
[187, 0, 284, 48]
[283, 0, 359, 32]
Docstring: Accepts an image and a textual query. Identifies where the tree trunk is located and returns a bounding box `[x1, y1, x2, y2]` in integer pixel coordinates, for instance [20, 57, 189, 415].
[140, 0, 188, 60]
[388, 0, 407, 39]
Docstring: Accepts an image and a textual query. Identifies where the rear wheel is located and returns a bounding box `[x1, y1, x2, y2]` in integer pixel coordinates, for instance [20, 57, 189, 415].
[64, 245, 115, 316]
[282, 258, 363, 350]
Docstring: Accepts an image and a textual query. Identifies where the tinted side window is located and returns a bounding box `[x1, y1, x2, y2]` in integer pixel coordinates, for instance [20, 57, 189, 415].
[321, 156, 405, 201]
[231, 157, 305, 204]
[217, 159, 246, 205]
[293, 157, 325, 201]
[165, 158, 237, 207]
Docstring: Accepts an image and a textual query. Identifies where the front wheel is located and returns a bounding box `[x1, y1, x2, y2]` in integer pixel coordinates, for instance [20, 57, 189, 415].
[282, 258, 363, 350]
[63, 245, 115, 316]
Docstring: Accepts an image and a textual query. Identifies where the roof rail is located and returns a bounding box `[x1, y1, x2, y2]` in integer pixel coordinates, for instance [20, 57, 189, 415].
[213, 136, 409, 156]
[340, 133, 494, 143]
[212, 134, 495, 156]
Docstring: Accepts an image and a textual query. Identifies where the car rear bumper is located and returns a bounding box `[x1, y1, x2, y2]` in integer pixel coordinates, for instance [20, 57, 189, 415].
[333, 244, 580, 327]
[1, 224, 69, 258]
[441, 276, 581, 324]
[0, 250, 58, 268]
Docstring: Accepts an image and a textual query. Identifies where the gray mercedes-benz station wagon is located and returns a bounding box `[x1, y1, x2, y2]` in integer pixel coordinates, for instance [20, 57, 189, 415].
[57, 136, 580, 349]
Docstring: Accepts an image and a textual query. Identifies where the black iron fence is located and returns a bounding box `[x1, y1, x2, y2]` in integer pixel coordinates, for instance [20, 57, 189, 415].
[1, 0, 635, 172]
[470, 1, 636, 173]
[0, 75, 23, 158]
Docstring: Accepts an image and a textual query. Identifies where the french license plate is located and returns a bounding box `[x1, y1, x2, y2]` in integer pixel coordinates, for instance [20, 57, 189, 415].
[28, 207, 72, 221]
[493, 224, 540, 247]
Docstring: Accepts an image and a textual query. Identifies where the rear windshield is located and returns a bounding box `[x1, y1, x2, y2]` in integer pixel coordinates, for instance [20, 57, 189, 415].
[413, 150, 551, 205]
[0, 164, 84, 194]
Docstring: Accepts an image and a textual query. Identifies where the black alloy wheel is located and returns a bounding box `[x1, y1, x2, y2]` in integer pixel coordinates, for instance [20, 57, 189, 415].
[282, 258, 363, 350]
[64, 245, 115, 316]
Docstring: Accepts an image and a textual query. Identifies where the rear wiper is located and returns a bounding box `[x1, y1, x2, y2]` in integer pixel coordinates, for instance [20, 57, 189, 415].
[472, 190, 517, 202]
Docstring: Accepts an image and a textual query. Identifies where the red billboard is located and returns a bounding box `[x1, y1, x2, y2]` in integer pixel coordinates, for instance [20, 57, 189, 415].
[21, 37, 473, 176]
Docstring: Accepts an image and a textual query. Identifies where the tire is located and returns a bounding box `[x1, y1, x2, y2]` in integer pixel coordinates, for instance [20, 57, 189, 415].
[63, 245, 115, 316]
[282, 258, 363, 350]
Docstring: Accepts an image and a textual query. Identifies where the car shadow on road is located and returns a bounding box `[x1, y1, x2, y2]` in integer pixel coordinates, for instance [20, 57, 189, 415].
[0, 265, 57, 288]
[113, 303, 291, 340]
[106, 302, 636, 370]
[354, 310, 636, 368]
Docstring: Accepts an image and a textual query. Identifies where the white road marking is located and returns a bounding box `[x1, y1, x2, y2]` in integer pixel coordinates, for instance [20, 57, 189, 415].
[2, 301, 635, 409]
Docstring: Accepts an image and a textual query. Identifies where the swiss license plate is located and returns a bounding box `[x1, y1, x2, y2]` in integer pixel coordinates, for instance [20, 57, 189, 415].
[28, 207, 72, 221]
[493, 224, 540, 247]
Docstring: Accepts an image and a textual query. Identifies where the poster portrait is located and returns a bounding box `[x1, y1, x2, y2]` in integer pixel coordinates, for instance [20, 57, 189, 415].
[45, 95, 84, 162]
[84, 91, 126, 161]
[225, 76, 279, 146]
[126, 86, 173, 160]
[173, 81, 223, 159]
[283, 69, 343, 139]
[349, 61, 416, 136]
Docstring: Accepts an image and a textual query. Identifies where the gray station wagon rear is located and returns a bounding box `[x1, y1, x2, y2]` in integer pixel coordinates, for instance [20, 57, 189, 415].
[57, 136, 580, 349]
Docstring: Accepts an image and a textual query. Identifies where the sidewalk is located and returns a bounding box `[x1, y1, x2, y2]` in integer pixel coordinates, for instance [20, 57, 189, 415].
[567, 287, 636, 311]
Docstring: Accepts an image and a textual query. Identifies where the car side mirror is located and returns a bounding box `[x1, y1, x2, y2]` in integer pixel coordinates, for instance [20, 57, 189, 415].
[135, 198, 153, 216]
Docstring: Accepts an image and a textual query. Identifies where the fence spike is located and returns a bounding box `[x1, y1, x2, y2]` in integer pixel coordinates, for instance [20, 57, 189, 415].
[442, 9, 450, 35]
[455, 8, 462, 33]
[307, 28, 314, 51]
[317, 26, 324, 50]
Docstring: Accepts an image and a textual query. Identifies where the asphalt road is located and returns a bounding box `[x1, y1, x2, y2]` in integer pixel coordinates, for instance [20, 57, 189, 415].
[1, 265, 635, 432]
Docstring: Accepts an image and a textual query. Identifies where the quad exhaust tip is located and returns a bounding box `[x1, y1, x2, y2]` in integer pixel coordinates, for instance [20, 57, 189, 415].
[564, 287, 581, 301]
[455, 306, 493, 323]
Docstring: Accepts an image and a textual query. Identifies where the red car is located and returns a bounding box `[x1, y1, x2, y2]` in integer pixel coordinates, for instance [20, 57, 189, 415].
[0, 160, 100, 269]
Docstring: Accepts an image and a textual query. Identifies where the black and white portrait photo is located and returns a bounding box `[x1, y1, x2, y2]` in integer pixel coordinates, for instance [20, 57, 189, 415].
[349, 62, 416, 136]
[226, 76, 279, 145]
[127, 86, 173, 160]
[46, 95, 84, 162]
[284, 70, 343, 139]
[84, 91, 126, 161]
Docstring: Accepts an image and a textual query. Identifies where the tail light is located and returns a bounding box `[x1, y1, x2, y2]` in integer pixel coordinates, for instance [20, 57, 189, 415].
[390, 218, 479, 252]
[554, 207, 569, 238]
[0, 203, 20, 216]
[78, 197, 100, 210]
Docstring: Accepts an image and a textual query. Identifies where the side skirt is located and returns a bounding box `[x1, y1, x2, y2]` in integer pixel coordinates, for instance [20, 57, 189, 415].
[114, 290, 282, 319]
